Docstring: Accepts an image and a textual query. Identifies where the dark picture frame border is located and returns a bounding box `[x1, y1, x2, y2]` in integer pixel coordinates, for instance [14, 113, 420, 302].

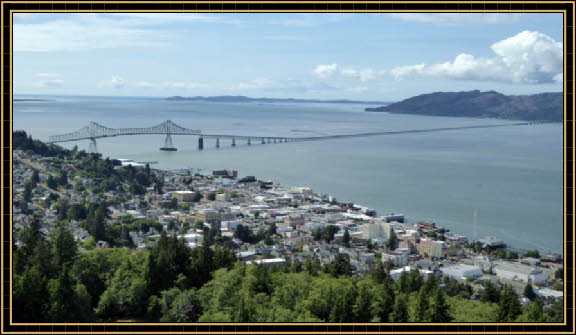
[1, 1, 573, 334]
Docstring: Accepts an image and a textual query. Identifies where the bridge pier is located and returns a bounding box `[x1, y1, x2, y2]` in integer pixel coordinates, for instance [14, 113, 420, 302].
[88, 137, 98, 154]
[261, 138, 265, 144]
[215, 138, 220, 148]
[231, 138, 236, 147]
[160, 133, 177, 151]
[247, 138, 251, 145]
[198, 136, 204, 150]
[267, 138, 271, 144]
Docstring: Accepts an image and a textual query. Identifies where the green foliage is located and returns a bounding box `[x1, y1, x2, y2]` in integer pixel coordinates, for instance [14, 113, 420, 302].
[386, 230, 398, 250]
[30, 169, 40, 185]
[411, 287, 430, 322]
[23, 182, 33, 202]
[497, 284, 523, 322]
[71, 248, 132, 308]
[446, 296, 498, 322]
[480, 280, 501, 303]
[234, 224, 265, 244]
[516, 299, 551, 322]
[158, 288, 202, 322]
[206, 192, 216, 201]
[96, 255, 148, 320]
[13, 266, 49, 322]
[506, 251, 519, 260]
[555, 267, 564, 280]
[342, 227, 351, 247]
[13, 216, 53, 276]
[547, 299, 564, 322]
[428, 287, 452, 322]
[50, 223, 78, 273]
[58, 170, 68, 186]
[390, 293, 409, 322]
[324, 254, 352, 278]
[46, 175, 58, 189]
[524, 283, 536, 301]
[524, 249, 540, 259]
[147, 232, 191, 294]
[407, 268, 424, 293]
[162, 197, 178, 209]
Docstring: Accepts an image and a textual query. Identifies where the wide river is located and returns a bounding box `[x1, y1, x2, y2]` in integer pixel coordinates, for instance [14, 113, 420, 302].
[13, 95, 564, 253]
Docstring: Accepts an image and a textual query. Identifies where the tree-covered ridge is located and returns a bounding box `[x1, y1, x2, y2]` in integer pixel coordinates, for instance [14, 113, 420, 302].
[13, 218, 562, 323]
[365, 90, 563, 122]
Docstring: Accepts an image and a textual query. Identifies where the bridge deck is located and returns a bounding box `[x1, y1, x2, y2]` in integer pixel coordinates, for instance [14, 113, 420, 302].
[47, 120, 538, 144]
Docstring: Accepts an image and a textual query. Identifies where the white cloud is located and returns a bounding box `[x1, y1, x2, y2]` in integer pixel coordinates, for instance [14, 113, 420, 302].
[313, 64, 383, 82]
[388, 13, 524, 26]
[390, 30, 563, 84]
[313, 64, 340, 78]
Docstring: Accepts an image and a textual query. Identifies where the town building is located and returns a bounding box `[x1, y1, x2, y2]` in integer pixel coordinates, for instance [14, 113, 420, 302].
[493, 261, 547, 284]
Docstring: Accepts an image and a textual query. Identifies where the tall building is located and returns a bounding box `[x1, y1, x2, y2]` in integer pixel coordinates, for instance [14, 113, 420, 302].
[362, 221, 391, 240]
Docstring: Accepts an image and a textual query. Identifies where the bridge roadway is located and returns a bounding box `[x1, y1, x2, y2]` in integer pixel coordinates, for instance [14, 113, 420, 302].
[46, 120, 538, 153]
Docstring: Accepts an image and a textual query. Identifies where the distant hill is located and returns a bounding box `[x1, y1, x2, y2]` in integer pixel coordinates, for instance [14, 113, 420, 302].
[166, 95, 389, 105]
[365, 90, 563, 122]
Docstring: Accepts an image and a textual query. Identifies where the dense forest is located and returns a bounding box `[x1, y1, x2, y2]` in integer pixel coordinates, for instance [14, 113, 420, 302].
[13, 218, 562, 323]
[12, 131, 563, 323]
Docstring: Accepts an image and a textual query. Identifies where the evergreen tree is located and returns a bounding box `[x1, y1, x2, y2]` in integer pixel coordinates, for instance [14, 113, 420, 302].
[412, 286, 430, 322]
[386, 230, 398, 250]
[46, 265, 77, 322]
[166, 289, 203, 322]
[372, 259, 389, 284]
[422, 274, 439, 296]
[396, 270, 409, 293]
[516, 299, 547, 322]
[23, 182, 33, 202]
[428, 287, 452, 322]
[372, 278, 395, 322]
[30, 169, 40, 186]
[407, 268, 424, 292]
[13, 266, 49, 322]
[46, 175, 58, 189]
[269, 222, 277, 236]
[304, 258, 318, 276]
[497, 284, 523, 322]
[389, 293, 409, 322]
[148, 232, 193, 293]
[481, 281, 501, 303]
[58, 170, 68, 186]
[524, 283, 536, 301]
[325, 254, 352, 277]
[353, 280, 373, 322]
[342, 227, 351, 247]
[291, 259, 303, 273]
[313, 228, 322, 241]
[51, 224, 78, 273]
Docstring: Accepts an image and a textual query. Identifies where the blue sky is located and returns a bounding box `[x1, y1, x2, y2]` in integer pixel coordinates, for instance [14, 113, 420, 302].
[13, 13, 563, 101]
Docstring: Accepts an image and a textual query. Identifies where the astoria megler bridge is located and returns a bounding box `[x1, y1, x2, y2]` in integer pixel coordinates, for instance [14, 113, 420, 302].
[46, 119, 537, 153]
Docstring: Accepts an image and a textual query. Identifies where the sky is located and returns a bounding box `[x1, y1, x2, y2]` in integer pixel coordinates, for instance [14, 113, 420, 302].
[13, 12, 564, 101]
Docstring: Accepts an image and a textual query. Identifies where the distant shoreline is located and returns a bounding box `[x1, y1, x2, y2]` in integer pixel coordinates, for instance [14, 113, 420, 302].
[166, 95, 391, 105]
[14, 99, 55, 102]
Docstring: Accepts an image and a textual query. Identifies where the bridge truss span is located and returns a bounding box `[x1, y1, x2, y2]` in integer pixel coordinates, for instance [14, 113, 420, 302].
[47, 120, 202, 143]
